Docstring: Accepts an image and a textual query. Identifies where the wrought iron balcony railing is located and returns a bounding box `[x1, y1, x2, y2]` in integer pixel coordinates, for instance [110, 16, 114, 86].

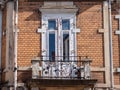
[31, 56, 92, 80]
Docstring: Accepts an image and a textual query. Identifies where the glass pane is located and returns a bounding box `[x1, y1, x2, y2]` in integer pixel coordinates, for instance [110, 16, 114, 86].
[62, 19, 70, 30]
[49, 34, 55, 61]
[48, 20, 56, 30]
[63, 34, 69, 61]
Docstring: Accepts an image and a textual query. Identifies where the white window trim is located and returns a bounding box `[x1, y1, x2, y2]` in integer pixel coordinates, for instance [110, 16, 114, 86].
[39, 13, 79, 57]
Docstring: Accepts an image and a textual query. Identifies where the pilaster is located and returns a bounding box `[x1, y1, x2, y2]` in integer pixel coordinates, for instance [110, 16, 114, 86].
[5, 0, 15, 87]
[98, 1, 111, 87]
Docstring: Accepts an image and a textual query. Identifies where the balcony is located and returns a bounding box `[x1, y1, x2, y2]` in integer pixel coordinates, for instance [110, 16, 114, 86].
[27, 56, 97, 89]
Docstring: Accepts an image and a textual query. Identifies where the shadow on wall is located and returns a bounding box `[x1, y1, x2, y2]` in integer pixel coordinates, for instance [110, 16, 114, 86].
[111, 2, 120, 15]
[17, 71, 32, 83]
[19, 1, 102, 21]
[74, 1, 102, 14]
[25, 9, 41, 22]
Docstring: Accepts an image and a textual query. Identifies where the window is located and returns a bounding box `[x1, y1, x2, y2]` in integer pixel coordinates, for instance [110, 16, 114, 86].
[63, 34, 69, 61]
[49, 33, 55, 61]
[40, 14, 78, 62]
[47, 18, 71, 61]
[62, 19, 70, 30]
[39, 1, 79, 77]
[48, 20, 56, 30]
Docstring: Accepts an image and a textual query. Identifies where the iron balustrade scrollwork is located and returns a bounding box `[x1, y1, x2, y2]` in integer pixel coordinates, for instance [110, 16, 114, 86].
[31, 56, 92, 80]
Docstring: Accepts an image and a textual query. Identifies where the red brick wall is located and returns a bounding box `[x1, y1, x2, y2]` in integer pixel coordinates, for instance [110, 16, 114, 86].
[76, 1, 105, 84]
[76, 1, 103, 67]
[17, 0, 120, 85]
[17, 70, 32, 83]
[18, 1, 43, 67]
[17, 1, 43, 82]
[91, 72, 105, 83]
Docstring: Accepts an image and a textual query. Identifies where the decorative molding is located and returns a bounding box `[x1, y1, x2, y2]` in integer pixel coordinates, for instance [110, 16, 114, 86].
[91, 67, 105, 72]
[98, 1, 111, 87]
[18, 66, 106, 72]
[95, 84, 110, 88]
[13, 29, 19, 33]
[18, 83, 110, 89]
[116, 68, 120, 72]
[31, 57, 40, 61]
[37, 28, 46, 33]
[17, 83, 120, 89]
[73, 28, 80, 33]
[18, 67, 31, 71]
[39, 1, 78, 13]
[17, 83, 25, 87]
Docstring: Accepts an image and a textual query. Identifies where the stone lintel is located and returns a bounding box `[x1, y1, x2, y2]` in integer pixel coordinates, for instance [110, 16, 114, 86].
[40, 9, 78, 14]
[39, 1, 78, 13]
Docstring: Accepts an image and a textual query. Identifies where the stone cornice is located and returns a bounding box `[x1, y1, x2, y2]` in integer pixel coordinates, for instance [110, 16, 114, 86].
[39, 1, 78, 13]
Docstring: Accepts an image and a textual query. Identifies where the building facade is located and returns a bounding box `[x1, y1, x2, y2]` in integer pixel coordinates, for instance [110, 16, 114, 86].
[0, 0, 120, 90]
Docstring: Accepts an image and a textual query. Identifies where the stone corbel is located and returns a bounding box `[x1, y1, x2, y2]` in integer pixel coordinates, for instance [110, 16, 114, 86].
[31, 57, 41, 79]
[98, 29, 105, 33]
[37, 28, 46, 33]
[72, 28, 80, 33]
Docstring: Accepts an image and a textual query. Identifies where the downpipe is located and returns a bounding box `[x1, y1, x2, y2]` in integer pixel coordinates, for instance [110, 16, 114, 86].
[14, 0, 18, 90]
[108, 0, 114, 89]
[0, 8, 2, 85]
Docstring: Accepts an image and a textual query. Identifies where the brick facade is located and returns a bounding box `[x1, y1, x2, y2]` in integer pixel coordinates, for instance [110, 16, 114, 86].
[18, 1, 42, 67]
[16, 0, 120, 85]
[76, 1, 103, 67]
[1, 0, 120, 89]
[112, 3, 120, 85]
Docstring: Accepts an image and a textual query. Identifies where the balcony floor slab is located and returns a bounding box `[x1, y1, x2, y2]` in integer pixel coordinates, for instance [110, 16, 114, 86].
[27, 78, 97, 87]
